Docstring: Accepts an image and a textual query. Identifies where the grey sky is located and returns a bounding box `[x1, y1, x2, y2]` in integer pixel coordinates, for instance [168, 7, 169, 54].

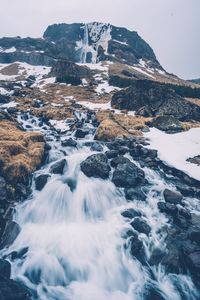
[0, 0, 199, 79]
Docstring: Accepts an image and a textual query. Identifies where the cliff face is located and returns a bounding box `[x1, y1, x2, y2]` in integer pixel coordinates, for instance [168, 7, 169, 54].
[0, 22, 161, 68]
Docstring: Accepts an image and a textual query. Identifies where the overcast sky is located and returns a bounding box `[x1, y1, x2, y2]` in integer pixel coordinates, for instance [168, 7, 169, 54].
[0, 0, 199, 79]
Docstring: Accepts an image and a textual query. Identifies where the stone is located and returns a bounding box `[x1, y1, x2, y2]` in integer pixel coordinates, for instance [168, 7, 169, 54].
[148, 115, 183, 132]
[50, 159, 67, 174]
[0, 177, 6, 203]
[121, 208, 141, 219]
[124, 187, 147, 202]
[163, 189, 183, 205]
[61, 138, 77, 147]
[112, 159, 145, 188]
[75, 129, 89, 138]
[131, 217, 151, 235]
[0, 221, 21, 248]
[80, 154, 110, 179]
[35, 174, 50, 191]
[105, 150, 118, 159]
[0, 277, 30, 300]
[110, 156, 130, 168]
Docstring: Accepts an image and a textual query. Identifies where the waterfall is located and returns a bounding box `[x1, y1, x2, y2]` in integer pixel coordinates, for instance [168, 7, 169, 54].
[1, 112, 199, 300]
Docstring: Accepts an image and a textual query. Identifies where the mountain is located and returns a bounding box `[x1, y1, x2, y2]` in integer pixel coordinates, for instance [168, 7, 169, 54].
[0, 22, 161, 68]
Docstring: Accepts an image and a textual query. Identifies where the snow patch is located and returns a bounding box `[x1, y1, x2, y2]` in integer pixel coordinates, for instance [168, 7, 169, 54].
[144, 128, 200, 181]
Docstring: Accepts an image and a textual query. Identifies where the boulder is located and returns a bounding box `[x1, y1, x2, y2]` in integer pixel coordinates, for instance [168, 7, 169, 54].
[35, 174, 50, 191]
[61, 138, 77, 147]
[0, 221, 21, 248]
[131, 217, 151, 235]
[75, 129, 89, 138]
[0, 277, 30, 300]
[148, 115, 183, 132]
[50, 159, 67, 174]
[105, 150, 118, 159]
[121, 208, 141, 219]
[80, 154, 110, 179]
[112, 159, 145, 188]
[124, 187, 147, 202]
[110, 156, 130, 168]
[0, 177, 7, 203]
[163, 189, 183, 205]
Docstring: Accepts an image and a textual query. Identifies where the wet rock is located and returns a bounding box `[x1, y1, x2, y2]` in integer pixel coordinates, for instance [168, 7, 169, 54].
[128, 232, 144, 259]
[105, 150, 118, 159]
[148, 115, 183, 132]
[50, 159, 67, 174]
[118, 146, 129, 155]
[90, 142, 103, 152]
[124, 187, 147, 202]
[131, 217, 151, 235]
[121, 208, 141, 219]
[157, 202, 177, 216]
[163, 189, 183, 205]
[143, 287, 166, 300]
[61, 138, 77, 147]
[75, 129, 89, 138]
[187, 251, 200, 277]
[112, 159, 145, 188]
[148, 248, 166, 266]
[110, 156, 130, 168]
[0, 277, 31, 300]
[35, 174, 50, 191]
[80, 154, 110, 179]
[0, 221, 21, 248]
[0, 259, 11, 279]
[10, 247, 29, 260]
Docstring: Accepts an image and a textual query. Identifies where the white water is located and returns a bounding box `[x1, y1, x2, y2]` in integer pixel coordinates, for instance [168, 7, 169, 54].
[1, 113, 199, 300]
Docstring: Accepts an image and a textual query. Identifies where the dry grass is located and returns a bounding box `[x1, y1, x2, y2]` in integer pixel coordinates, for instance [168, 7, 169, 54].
[94, 118, 129, 141]
[0, 121, 45, 183]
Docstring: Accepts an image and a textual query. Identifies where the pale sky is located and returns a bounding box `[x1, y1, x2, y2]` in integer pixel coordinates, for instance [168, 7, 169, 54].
[0, 0, 199, 79]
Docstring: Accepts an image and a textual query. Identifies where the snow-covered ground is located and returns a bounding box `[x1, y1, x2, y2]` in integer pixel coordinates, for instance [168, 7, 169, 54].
[145, 128, 200, 181]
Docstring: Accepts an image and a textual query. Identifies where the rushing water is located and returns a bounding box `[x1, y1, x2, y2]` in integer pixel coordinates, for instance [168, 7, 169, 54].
[1, 112, 200, 300]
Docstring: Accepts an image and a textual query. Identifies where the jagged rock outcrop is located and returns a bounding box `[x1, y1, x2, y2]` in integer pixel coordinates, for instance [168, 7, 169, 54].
[111, 80, 200, 121]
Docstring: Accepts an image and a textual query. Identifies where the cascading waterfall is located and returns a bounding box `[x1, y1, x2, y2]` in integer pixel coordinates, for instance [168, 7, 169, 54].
[1, 112, 200, 300]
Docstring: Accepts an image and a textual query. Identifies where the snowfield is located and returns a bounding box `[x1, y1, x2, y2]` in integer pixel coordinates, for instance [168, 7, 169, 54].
[145, 127, 200, 181]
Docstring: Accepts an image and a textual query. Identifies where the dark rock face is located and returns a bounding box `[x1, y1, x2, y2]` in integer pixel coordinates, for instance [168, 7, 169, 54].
[112, 159, 145, 188]
[111, 80, 200, 121]
[35, 174, 50, 191]
[131, 217, 151, 235]
[163, 189, 183, 205]
[80, 154, 110, 179]
[44, 22, 160, 66]
[0, 95, 11, 104]
[51, 60, 91, 85]
[187, 155, 200, 166]
[148, 115, 183, 132]
[50, 159, 67, 174]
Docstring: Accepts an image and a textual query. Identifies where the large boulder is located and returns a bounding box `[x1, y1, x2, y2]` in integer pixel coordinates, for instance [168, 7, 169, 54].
[111, 80, 200, 122]
[148, 115, 183, 132]
[0, 277, 30, 300]
[80, 154, 110, 179]
[112, 159, 145, 188]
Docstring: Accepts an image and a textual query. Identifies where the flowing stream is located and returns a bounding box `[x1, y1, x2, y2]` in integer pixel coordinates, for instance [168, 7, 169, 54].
[1, 112, 200, 300]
